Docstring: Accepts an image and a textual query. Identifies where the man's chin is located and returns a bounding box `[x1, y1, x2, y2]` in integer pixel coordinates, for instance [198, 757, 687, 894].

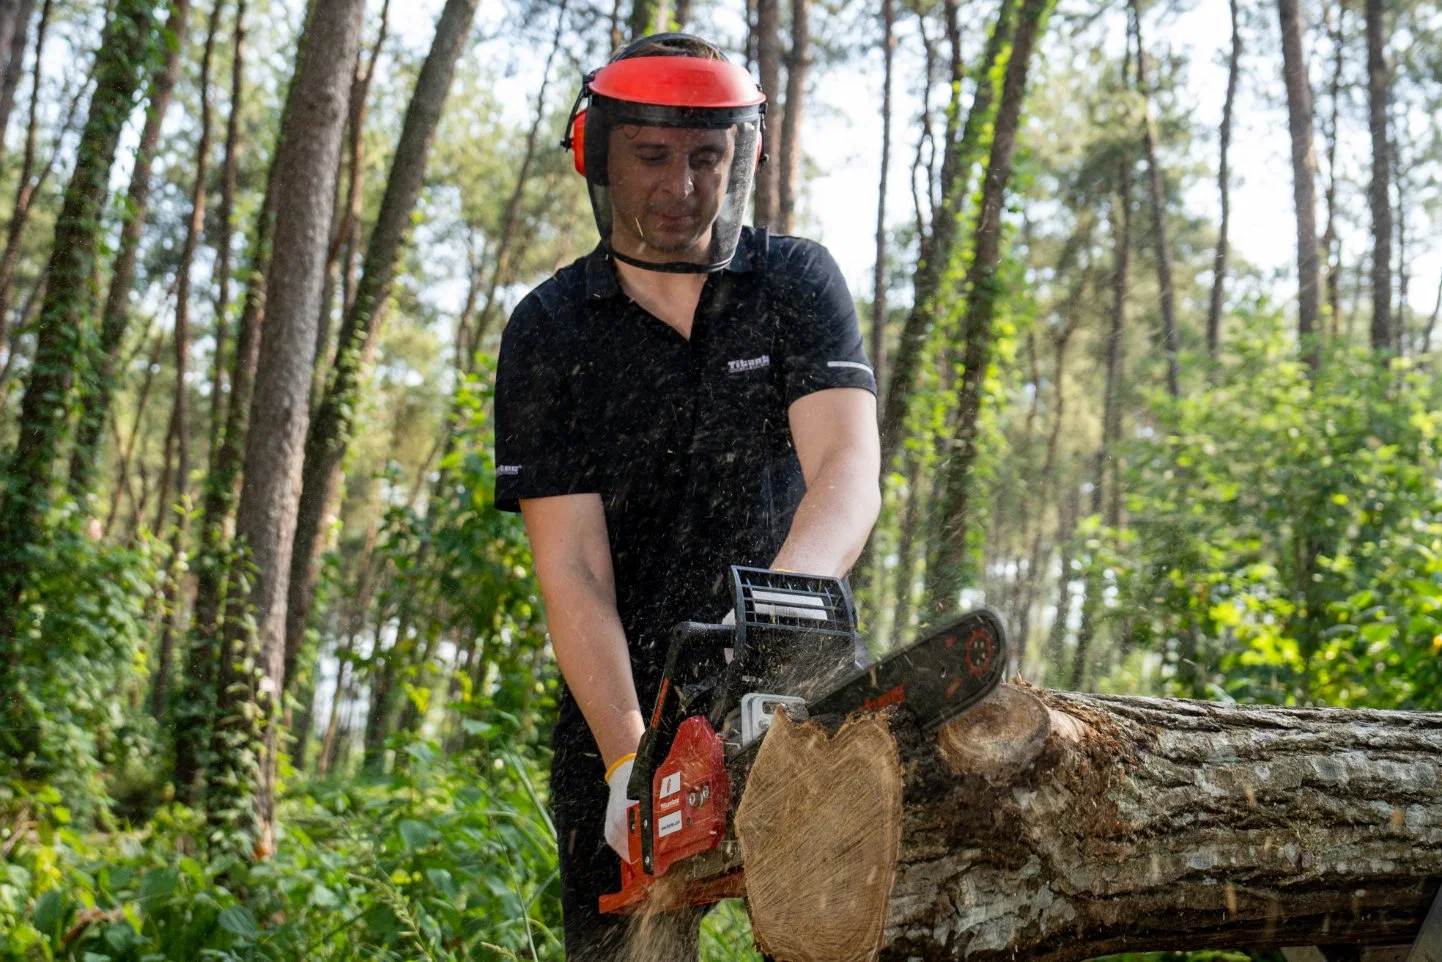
[617, 231, 712, 262]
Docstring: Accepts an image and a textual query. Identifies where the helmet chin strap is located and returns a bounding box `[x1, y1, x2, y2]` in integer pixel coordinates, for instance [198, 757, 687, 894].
[608, 245, 730, 274]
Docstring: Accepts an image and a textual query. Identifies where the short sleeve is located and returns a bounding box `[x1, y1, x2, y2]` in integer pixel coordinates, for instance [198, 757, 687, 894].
[493, 294, 598, 513]
[776, 240, 878, 406]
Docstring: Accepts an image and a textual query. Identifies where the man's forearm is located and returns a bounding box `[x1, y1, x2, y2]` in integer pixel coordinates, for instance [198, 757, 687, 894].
[540, 568, 645, 768]
[772, 452, 881, 577]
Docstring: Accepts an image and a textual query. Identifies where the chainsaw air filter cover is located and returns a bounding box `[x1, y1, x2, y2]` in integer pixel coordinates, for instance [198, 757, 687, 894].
[722, 567, 863, 710]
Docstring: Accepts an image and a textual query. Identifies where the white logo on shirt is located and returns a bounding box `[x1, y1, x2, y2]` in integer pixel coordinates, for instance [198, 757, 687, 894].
[727, 355, 771, 374]
[497, 464, 521, 476]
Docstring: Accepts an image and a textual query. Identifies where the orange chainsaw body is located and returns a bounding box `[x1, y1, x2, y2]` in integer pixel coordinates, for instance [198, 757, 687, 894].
[599, 715, 739, 913]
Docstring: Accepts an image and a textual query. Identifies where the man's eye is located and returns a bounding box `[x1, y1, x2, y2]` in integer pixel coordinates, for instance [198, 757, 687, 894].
[636, 151, 668, 165]
[691, 151, 722, 169]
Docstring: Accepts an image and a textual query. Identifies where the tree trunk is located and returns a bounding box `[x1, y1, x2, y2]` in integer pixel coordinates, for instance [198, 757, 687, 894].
[1206, 0, 1239, 359]
[871, 0, 894, 407]
[0, 0, 159, 728]
[207, 0, 364, 856]
[104, 328, 165, 538]
[282, 0, 478, 693]
[174, 151, 276, 800]
[1132, 0, 1179, 397]
[628, 0, 667, 39]
[468, 0, 568, 356]
[776, 0, 809, 235]
[151, 0, 222, 723]
[735, 686, 1442, 962]
[1391, 111, 1407, 357]
[207, 0, 247, 465]
[1321, 3, 1344, 339]
[923, 0, 1053, 618]
[315, 0, 388, 392]
[0, 0, 35, 172]
[67, 0, 192, 496]
[752, 0, 782, 228]
[1422, 271, 1441, 357]
[1277, 0, 1322, 368]
[1364, 0, 1390, 354]
[0, 0, 52, 355]
[876, 0, 1017, 479]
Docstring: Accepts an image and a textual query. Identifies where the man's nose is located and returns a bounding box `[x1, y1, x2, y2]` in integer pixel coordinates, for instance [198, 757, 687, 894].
[659, 157, 695, 198]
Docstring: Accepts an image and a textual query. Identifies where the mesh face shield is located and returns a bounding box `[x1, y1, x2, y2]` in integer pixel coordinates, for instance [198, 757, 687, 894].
[563, 48, 767, 274]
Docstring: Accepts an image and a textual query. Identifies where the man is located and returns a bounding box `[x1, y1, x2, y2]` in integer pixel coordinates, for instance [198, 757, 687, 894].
[494, 32, 881, 961]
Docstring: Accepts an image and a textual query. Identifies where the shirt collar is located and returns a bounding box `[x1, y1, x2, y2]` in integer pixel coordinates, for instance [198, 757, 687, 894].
[583, 228, 760, 300]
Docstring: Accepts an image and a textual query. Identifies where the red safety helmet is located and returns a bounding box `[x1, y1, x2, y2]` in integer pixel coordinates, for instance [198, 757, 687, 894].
[561, 34, 767, 273]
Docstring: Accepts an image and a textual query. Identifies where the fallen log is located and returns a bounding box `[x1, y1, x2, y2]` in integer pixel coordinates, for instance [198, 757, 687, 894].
[734, 684, 1442, 962]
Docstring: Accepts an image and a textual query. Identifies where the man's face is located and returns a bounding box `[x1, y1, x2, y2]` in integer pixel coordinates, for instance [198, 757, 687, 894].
[606, 124, 736, 262]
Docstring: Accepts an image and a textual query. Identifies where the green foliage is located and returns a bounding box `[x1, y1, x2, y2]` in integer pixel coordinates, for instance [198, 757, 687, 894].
[0, 499, 162, 811]
[2, 737, 764, 962]
[1082, 326, 1442, 710]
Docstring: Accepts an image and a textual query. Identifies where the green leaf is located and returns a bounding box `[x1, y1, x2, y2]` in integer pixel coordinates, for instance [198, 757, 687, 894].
[33, 889, 65, 936]
[427, 868, 458, 899]
[217, 905, 260, 939]
[399, 818, 436, 851]
[1359, 622, 1396, 645]
[139, 866, 180, 902]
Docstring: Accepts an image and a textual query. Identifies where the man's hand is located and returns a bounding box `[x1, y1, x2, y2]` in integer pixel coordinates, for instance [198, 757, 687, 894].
[604, 755, 638, 862]
[772, 387, 881, 577]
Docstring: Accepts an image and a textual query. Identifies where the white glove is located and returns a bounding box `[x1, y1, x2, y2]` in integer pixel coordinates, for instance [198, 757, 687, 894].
[604, 755, 638, 863]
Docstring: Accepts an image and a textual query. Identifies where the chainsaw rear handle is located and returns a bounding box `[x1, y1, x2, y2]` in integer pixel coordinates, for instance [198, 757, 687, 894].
[631, 621, 732, 872]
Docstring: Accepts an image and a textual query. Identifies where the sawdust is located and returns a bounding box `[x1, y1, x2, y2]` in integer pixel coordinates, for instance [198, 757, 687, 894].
[734, 710, 904, 962]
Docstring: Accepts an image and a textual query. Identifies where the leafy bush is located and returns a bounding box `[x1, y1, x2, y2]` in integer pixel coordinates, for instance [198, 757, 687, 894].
[3, 735, 765, 961]
[1086, 331, 1442, 709]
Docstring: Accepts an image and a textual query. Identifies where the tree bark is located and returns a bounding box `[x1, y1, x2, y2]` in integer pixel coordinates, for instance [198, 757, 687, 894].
[1321, 3, 1344, 339]
[876, 0, 1016, 479]
[151, 0, 222, 723]
[0, 0, 35, 172]
[736, 686, 1442, 962]
[66, 0, 192, 496]
[468, 0, 568, 356]
[1364, 0, 1390, 354]
[0, 0, 52, 353]
[1422, 271, 1441, 358]
[1277, 0, 1322, 368]
[208, 0, 364, 855]
[315, 0, 389, 393]
[922, 0, 1053, 618]
[871, 0, 894, 408]
[282, 0, 478, 693]
[176, 149, 277, 800]
[0, 0, 159, 717]
[207, 0, 247, 466]
[776, 0, 809, 235]
[1132, 0, 1179, 397]
[1206, 0, 1239, 359]
[628, 0, 667, 39]
[752, 0, 782, 228]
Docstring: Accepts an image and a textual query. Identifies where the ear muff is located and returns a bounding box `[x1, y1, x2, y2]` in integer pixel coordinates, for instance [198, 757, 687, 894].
[570, 108, 587, 176]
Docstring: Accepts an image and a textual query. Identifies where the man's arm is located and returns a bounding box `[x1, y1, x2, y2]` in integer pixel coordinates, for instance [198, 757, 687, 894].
[771, 386, 882, 577]
[519, 493, 644, 769]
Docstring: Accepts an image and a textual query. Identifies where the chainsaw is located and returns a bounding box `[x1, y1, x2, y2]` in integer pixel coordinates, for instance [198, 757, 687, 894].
[599, 565, 1009, 914]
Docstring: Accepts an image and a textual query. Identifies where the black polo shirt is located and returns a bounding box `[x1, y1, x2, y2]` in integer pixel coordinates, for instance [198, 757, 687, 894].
[493, 226, 875, 727]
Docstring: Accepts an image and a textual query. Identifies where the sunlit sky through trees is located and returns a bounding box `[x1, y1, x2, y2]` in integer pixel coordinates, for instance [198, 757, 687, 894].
[374, 0, 1442, 333]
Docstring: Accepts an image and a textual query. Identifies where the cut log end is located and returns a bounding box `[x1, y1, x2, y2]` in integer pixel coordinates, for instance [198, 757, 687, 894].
[935, 684, 1054, 782]
[736, 709, 904, 962]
